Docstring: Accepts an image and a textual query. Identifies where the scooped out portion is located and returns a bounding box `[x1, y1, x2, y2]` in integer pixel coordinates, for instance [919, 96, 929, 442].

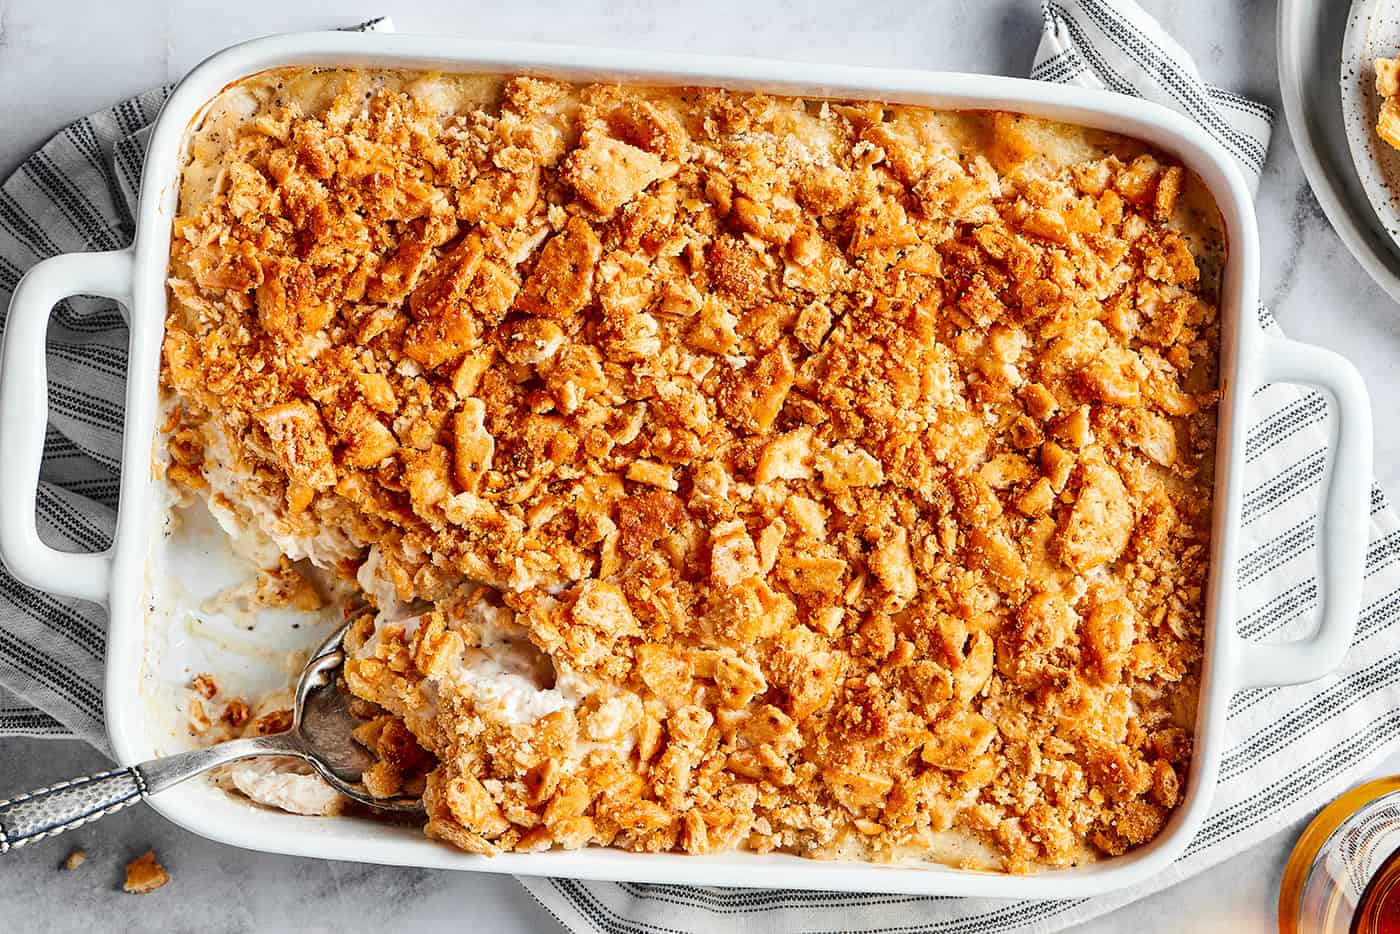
[160, 66, 1221, 873]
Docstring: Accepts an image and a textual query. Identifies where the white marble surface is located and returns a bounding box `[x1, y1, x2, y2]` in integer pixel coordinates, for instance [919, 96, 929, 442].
[1, 0, 1398, 930]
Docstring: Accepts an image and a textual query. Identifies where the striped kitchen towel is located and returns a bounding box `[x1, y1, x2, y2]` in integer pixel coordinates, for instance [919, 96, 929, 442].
[0, 3, 1395, 933]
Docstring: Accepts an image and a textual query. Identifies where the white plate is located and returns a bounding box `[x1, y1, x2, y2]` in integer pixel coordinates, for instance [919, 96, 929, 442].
[1342, 0, 1400, 246]
[1280, 0, 1400, 301]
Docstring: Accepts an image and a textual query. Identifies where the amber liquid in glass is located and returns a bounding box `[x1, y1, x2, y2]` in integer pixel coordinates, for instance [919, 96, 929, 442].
[1279, 778, 1400, 934]
[1353, 847, 1400, 934]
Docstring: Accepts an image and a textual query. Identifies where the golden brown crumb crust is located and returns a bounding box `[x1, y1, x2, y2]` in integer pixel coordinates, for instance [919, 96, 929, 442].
[1377, 57, 1400, 151]
[162, 69, 1220, 872]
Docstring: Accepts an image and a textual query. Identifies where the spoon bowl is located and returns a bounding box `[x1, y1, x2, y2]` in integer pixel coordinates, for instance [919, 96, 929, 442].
[289, 619, 422, 812]
[0, 612, 422, 853]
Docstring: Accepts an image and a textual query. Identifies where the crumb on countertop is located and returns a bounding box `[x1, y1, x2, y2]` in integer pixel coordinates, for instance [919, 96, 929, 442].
[122, 850, 170, 894]
[61, 848, 87, 871]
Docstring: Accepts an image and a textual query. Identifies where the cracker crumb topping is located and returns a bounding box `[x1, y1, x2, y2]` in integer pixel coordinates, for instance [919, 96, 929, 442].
[163, 69, 1221, 872]
[1377, 56, 1400, 151]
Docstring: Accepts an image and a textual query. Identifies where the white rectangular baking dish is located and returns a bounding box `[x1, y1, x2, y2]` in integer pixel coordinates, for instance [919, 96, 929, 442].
[0, 30, 1376, 896]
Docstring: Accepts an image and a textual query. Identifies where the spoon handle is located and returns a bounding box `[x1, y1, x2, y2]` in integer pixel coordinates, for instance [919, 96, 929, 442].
[0, 767, 146, 852]
[0, 733, 301, 852]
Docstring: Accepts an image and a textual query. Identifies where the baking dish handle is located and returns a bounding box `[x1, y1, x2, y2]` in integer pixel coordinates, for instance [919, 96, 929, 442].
[0, 249, 134, 606]
[1237, 337, 1373, 688]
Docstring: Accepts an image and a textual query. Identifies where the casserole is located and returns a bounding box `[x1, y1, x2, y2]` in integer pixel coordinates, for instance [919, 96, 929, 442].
[0, 31, 1374, 896]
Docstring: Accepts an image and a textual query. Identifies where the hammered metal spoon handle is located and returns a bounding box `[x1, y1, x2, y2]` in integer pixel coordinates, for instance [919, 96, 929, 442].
[0, 767, 146, 852]
[0, 617, 419, 852]
[0, 734, 301, 853]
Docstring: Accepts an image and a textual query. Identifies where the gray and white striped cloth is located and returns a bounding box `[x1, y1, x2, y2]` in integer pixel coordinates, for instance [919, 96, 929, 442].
[0, 2, 1395, 932]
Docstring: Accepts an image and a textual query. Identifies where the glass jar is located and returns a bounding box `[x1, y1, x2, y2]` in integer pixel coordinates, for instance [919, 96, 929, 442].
[1280, 777, 1400, 933]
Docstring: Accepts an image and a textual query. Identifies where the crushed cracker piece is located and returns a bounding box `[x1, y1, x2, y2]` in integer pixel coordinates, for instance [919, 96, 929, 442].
[123, 851, 170, 894]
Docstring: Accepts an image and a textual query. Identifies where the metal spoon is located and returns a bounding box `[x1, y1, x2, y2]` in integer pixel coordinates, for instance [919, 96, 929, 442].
[0, 618, 421, 853]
